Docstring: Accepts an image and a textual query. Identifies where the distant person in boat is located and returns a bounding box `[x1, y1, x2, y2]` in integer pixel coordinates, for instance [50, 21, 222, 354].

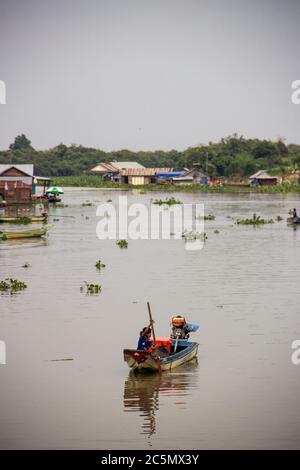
[170, 315, 190, 339]
[137, 322, 154, 351]
[293, 208, 298, 219]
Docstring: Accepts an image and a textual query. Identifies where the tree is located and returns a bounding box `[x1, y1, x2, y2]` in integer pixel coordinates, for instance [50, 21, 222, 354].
[9, 134, 33, 151]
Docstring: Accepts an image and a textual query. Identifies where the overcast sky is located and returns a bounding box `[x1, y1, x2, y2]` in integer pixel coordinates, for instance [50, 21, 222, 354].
[0, 0, 300, 151]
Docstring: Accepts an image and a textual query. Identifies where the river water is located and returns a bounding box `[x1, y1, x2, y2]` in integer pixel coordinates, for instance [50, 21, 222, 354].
[0, 189, 300, 449]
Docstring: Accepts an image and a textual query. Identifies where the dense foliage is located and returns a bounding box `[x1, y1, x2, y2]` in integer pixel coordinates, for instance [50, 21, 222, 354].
[1, 133, 300, 178]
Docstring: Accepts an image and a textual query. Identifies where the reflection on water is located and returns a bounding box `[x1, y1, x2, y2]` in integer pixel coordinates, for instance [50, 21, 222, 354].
[123, 359, 198, 438]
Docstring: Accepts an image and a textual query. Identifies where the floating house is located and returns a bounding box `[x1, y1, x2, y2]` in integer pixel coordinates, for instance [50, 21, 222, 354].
[120, 168, 173, 185]
[172, 165, 209, 185]
[0, 164, 34, 202]
[249, 170, 278, 186]
[89, 161, 145, 182]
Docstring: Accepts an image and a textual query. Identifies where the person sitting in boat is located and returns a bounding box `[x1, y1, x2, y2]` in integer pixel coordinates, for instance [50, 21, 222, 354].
[137, 323, 154, 351]
[170, 315, 190, 340]
[293, 208, 298, 220]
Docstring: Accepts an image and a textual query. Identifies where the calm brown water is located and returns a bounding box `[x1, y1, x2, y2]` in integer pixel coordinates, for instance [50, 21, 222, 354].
[0, 189, 300, 449]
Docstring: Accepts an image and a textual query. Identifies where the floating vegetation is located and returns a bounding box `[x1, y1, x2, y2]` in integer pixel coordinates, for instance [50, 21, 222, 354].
[0, 233, 7, 241]
[0, 278, 27, 294]
[82, 201, 93, 207]
[153, 197, 182, 206]
[107, 199, 112, 202]
[95, 259, 106, 270]
[53, 218, 60, 221]
[275, 215, 283, 222]
[182, 230, 208, 241]
[197, 213, 215, 221]
[117, 239, 128, 249]
[22, 261, 31, 268]
[54, 203, 68, 208]
[214, 229, 220, 234]
[80, 282, 102, 294]
[236, 213, 274, 225]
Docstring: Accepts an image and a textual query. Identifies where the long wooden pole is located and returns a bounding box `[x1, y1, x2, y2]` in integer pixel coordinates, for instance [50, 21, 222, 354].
[147, 301, 156, 346]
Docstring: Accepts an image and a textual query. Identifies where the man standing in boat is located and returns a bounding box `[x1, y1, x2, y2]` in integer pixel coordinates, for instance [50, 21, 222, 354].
[293, 208, 298, 220]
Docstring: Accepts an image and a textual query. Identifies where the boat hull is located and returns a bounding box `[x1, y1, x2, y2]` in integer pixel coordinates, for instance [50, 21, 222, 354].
[1, 228, 47, 239]
[287, 217, 300, 225]
[123, 342, 198, 373]
[0, 216, 47, 223]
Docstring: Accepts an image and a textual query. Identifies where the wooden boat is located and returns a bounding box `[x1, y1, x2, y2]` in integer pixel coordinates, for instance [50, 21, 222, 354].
[0, 216, 47, 223]
[124, 339, 199, 372]
[0, 227, 47, 240]
[287, 217, 300, 224]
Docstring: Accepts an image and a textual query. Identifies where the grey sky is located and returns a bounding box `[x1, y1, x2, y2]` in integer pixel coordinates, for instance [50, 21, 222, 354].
[0, 0, 300, 151]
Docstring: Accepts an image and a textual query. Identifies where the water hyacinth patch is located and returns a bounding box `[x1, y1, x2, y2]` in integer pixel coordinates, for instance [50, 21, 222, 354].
[197, 214, 215, 221]
[117, 240, 128, 249]
[182, 230, 208, 241]
[236, 213, 274, 225]
[153, 197, 182, 206]
[22, 262, 31, 268]
[95, 260, 106, 270]
[80, 282, 102, 294]
[0, 278, 27, 294]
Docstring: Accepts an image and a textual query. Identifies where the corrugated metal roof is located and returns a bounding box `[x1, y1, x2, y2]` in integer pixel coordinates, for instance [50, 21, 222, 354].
[249, 170, 277, 180]
[121, 168, 173, 176]
[90, 161, 145, 173]
[0, 164, 34, 176]
[112, 161, 145, 170]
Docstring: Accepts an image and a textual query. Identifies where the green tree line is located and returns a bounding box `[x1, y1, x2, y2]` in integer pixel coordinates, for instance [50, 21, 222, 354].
[1, 133, 300, 178]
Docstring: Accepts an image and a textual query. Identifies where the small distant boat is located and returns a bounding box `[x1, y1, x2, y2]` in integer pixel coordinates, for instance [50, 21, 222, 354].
[287, 217, 300, 225]
[0, 227, 47, 240]
[0, 216, 47, 223]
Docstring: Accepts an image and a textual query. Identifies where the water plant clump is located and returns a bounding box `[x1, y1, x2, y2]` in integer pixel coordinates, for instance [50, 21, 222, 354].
[0, 233, 7, 241]
[82, 201, 93, 207]
[214, 229, 220, 234]
[182, 230, 208, 241]
[22, 261, 31, 268]
[197, 213, 215, 221]
[117, 239, 128, 249]
[275, 215, 283, 222]
[95, 260, 106, 270]
[0, 278, 27, 294]
[236, 213, 274, 225]
[153, 197, 182, 206]
[54, 203, 68, 208]
[80, 282, 102, 294]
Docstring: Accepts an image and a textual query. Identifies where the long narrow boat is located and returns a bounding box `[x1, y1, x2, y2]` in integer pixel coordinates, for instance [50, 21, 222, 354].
[0, 216, 47, 223]
[124, 340, 199, 372]
[0, 227, 47, 240]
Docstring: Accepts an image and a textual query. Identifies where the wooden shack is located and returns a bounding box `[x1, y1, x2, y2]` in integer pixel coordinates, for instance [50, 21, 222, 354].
[0, 165, 34, 202]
